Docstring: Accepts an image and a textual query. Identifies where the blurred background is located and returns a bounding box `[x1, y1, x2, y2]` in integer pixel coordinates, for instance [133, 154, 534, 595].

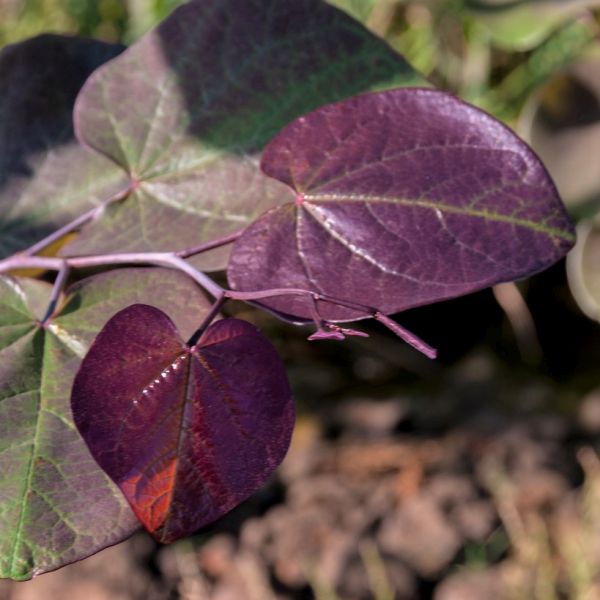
[2, 1, 600, 598]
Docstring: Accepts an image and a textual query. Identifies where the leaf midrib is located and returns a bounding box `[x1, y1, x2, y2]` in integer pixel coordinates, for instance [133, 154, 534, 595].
[7, 327, 44, 578]
[6, 322, 89, 578]
[303, 192, 575, 241]
[158, 350, 193, 540]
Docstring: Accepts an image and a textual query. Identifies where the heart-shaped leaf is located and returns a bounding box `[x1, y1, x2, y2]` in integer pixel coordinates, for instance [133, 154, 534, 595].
[0, 34, 129, 259]
[64, 0, 427, 270]
[71, 307, 294, 543]
[0, 268, 212, 580]
[227, 88, 575, 321]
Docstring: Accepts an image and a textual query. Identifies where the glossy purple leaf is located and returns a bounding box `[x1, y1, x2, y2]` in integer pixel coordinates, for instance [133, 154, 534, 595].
[228, 88, 576, 321]
[71, 306, 294, 543]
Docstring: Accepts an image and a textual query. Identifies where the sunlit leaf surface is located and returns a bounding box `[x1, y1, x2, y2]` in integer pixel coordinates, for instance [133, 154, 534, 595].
[228, 89, 575, 321]
[72, 307, 294, 543]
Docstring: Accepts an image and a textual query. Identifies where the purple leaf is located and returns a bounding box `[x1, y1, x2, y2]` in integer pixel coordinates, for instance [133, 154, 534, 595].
[228, 88, 576, 321]
[71, 306, 294, 543]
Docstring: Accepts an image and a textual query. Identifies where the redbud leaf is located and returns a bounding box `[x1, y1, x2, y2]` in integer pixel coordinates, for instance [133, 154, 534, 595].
[0, 269, 212, 580]
[0, 35, 128, 259]
[71, 306, 294, 543]
[64, 0, 427, 270]
[228, 89, 576, 321]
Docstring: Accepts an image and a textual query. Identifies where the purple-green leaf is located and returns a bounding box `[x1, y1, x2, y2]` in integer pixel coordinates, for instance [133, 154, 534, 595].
[64, 0, 426, 269]
[71, 306, 294, 543]
[0, 35, 128, 259]
[0, 269, 212, 580]
[227, 88, 576, 321]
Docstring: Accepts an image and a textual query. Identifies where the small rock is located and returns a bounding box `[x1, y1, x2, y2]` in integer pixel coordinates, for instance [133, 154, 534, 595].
[337, 550, 416, 600]
[513, 470, 569, 513]
[198, 535, 237, 578]
[378, 493, 462, 578]
[451, 500, 497, 541]
[425, 473, 477, 509]
[332, 398, 411, 438]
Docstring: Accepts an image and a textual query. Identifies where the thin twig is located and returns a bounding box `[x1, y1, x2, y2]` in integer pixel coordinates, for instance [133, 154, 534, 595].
[41, 263, 70, 324]
[0, 252, 224, 299]
[163, 256, 224, 298]
[374, 312, 437, 359]
[0, 255, 63, 272]
[23, 183, 133, 257]
[187, 293, 227, 346]
[226, 288, 437, 358]
[0, 251, 436, 358]
[176, 229, 245, 259]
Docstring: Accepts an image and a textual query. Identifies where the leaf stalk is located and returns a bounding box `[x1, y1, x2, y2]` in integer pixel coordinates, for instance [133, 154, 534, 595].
[0, 250, 436, 359]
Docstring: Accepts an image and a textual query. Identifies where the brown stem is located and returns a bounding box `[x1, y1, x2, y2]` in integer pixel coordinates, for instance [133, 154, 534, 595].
[176, 229, 245, 259]
[23, 183, 133, 257]
[187, 294, 227, 347]
[0, 252, 436, 358]
[0, 252, 225, 299]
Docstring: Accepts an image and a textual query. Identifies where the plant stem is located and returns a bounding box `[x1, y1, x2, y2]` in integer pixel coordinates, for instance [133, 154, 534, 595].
[41, 263, 70, 324]
[374, 312, 437, 359]
[0, 252, 436, 358]
[23, 184, 133, 257]
[176, 229, 245, 259]
[0, 256, 63, 272]
[187, 293, 227, 347]
[0, 252, 225, 299]
[165, 256, 224, 298]
[226, 288, 437, 358]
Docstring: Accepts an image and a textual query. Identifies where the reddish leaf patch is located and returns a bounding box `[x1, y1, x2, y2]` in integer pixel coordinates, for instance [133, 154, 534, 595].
[72, 305, 294, 543]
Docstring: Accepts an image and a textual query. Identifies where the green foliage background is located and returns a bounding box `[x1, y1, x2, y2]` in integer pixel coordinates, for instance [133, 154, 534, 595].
[2, 0, 598, 125]
[0, 0, 185, 45]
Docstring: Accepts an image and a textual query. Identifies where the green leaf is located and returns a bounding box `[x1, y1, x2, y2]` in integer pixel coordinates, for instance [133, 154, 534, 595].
[467, 0, 600, 51]
[0, 268, 212, 580]
[64, 0, 427, 270]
